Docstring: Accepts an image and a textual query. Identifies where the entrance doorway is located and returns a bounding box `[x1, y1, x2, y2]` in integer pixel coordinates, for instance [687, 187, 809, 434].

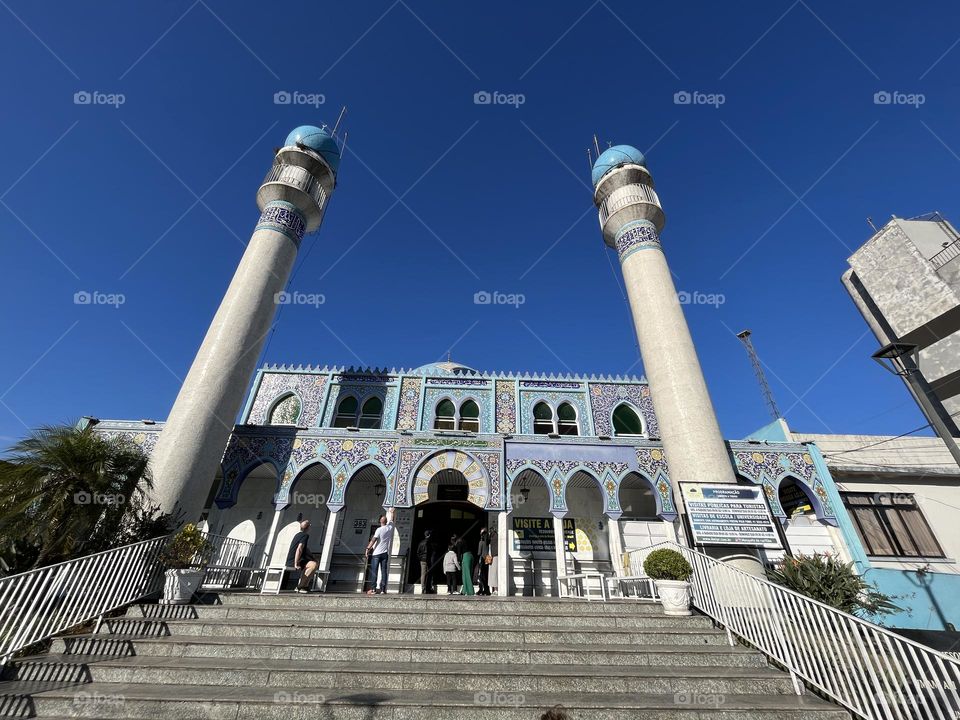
[408, 501, 489, 588]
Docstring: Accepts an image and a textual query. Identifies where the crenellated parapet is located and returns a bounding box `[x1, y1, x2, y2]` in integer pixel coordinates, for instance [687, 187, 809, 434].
[242, 362, 657, 438]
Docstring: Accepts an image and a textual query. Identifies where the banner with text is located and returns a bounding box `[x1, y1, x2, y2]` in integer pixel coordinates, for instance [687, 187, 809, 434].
[512, 517, 577, 552]
[681, 483, 781, 549]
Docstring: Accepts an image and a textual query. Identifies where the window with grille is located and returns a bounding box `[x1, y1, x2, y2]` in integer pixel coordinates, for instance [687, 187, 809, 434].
[533, 402, 554, 435]
[458, 399, 480, 432]
[556, 403, 579, 436]
[333, 396, 358, 428]
[358, 397, 383, 429]
[434, 399, 456, 430]
[612, 403, 644, 436]
[841, 492, 945, 559]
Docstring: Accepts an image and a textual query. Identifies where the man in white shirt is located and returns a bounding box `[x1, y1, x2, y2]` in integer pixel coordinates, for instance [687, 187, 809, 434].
[365, 507, 395, 595]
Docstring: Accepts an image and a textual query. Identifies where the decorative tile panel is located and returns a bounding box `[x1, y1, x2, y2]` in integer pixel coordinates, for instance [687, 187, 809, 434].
[616, 221, 660, 261]
[589, 383, 658, 438]
[422, 387, 494, 433]
[495, 379, 517, 434]
[518, 390, 591, 435]
[247, 373, 328, 426]
[95, 429, 161, 456]
[395, 377, 422, 431]
[731, 447, 837, 525]
[255, 201, 306, 246]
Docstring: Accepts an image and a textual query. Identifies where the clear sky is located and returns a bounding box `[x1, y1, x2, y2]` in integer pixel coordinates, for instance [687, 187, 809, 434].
[1, 0, 958, 447]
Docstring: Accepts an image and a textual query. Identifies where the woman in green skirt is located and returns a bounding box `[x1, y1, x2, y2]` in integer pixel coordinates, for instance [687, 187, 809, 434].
[460, 547, 475, 596]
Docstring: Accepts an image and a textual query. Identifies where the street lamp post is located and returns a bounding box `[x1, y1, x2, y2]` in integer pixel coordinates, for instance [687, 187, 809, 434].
[871, 342, 960, 469]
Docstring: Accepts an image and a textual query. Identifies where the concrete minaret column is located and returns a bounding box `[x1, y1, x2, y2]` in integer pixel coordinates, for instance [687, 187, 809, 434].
[149, 125, 341, 522]
[591, 146, 737, 502]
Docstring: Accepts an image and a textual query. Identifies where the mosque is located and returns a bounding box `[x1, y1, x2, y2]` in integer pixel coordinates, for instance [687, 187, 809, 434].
[81, 122, 853, 596]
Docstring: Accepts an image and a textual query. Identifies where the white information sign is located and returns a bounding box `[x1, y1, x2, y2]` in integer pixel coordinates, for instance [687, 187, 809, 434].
[681, 483, 782, 549]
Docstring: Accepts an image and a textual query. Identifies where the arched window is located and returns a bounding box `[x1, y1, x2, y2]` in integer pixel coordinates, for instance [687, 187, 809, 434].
[612, 403, 644, 436]
[459, 399, 480, 432]
[533, 402, 554, 435]
[435, 399, 456, 430]
[557, 403, 578, 436]
[358, 397, 383, 429]
[269, 394, 301, 425]
[333, 396, 358, 428]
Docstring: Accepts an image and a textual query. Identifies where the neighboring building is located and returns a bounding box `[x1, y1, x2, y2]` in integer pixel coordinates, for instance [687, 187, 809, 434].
[84, 360, 842, 597]
[842, 213, 960, 440]
[749, 418, 960, 631]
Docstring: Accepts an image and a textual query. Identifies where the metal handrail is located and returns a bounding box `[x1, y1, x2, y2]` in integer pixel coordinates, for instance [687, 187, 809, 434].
[200, 533, 267, 590]
[629, 542, 960, 720]
[0, 534, 171, 665]
[930, 241, 960, 270]
[0, 531, 267, 664]
[597, 183, 661, 228]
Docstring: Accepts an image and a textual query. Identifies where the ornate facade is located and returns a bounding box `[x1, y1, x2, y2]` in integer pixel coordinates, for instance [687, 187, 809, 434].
[88, 359, 844, 594]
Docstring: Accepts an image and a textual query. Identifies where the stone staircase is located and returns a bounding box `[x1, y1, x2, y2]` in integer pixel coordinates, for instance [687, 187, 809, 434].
[0, 592, 850, 719]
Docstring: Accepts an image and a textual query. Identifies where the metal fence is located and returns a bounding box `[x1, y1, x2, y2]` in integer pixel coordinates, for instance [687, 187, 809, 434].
[0, 531, 267, 664]
[200, 533, 266, 590]
[631, 541, 960, 720]
[0, 535, 170, 665]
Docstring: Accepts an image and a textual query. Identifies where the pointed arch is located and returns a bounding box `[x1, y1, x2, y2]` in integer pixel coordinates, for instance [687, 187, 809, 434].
[506, 465, 554, 513]
[611, 402, 645, 436]
[268, 392, 303, 425]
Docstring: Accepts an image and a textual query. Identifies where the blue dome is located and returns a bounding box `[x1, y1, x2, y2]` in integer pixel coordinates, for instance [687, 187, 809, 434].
[591, 144, 646, 187]
[284, 125, 341, 174]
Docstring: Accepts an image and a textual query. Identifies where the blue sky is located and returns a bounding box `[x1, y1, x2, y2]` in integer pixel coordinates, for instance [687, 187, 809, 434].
[1, 0, 958, 446]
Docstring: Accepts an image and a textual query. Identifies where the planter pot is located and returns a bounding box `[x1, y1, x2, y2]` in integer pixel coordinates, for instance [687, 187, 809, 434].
[161, 569, 204, 605]
[654, 579, 692, 616]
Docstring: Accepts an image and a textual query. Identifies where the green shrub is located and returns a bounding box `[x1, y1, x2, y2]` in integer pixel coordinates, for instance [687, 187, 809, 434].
[161, 524, 212, 570]
[767, 553, 899, 617]
[643, 548, 693, 581]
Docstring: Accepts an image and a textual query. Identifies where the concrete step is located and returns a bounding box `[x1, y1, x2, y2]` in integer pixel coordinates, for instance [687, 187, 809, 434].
[201, 592, 665, 614]
[96, 616, 726, 646]
[27, 683, 850, 719]
[128, 601, 698, 629]
[64, 656, 797, 695]
[52, 634, 768, 667]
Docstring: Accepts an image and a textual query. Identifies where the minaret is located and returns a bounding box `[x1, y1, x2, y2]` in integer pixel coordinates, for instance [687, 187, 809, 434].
[148, 125, 341, 522]
[592, 145, 737, 497]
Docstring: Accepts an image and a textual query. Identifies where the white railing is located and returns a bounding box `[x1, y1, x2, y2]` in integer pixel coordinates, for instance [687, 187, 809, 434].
[200, 533, 267, 590]
[0, 531, 267, 664]
[0, 535, 170, 665]
[630, 542, 960, 720]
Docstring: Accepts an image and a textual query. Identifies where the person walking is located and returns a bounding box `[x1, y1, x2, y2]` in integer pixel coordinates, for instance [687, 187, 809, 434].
[443, 542, 461, 594]
[476, 527, 491, 596]
[365, 507, 395, 595]
[417, 529, 436, 594]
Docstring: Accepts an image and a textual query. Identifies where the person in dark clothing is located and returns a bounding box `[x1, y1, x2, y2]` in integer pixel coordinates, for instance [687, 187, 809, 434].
[286, 520, 318, 592]
[417, 529, 437, 594]
[476, 527, 491, 596]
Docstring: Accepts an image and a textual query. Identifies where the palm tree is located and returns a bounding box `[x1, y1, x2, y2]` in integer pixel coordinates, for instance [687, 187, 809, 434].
[0, 424, 153, 568]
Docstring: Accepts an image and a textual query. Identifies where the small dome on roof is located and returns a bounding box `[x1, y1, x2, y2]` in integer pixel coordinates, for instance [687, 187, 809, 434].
[591, 144, 646, 187]
[284, 125, 341, 174]
[412, 360, 478, 376]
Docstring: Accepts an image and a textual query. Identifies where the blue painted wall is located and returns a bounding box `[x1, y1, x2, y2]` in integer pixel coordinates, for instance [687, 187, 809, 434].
[861, 567, 960, 631]
[747, 419, 960, 631]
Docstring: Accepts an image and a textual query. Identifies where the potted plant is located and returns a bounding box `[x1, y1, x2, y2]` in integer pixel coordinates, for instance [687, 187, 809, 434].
[643, 548, 694, 616]
[160, 524, 212, 605]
